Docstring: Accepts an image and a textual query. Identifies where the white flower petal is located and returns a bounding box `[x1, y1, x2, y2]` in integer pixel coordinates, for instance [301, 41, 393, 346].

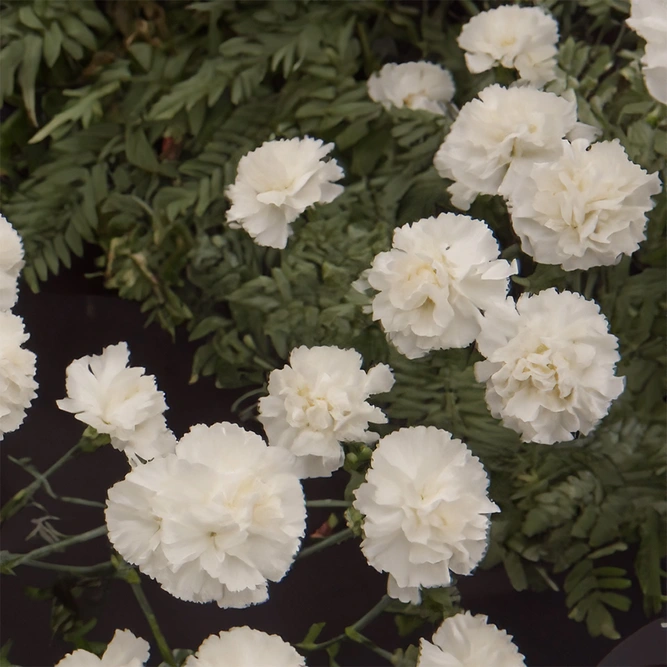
[56, 629, 149, 667]
[226, 137, 344, 249]
[367, 62, 455, 115]
[184, 627, 305, 667]
[106, 422, 306, 608]
[434, 85, 579, 210]
[0, 215, 25, 311]
[57, 342, 175, 463]
[504, 139, 662, 270]
[362, 214, 516, 357]
[353, 426, 499, 597]
[458, 6, 559, 86]
[0, 311, 37, 440]
[417, 612, 525, 667]
[258, 346, 394, 478]
[627, 0, 667, 104]
[475, 290, 625, 444]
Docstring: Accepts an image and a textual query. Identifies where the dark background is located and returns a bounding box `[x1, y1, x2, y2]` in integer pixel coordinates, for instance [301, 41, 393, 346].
[0, 258, 663, 666]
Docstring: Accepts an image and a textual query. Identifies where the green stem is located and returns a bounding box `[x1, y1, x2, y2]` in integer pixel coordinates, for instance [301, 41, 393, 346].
[1, 441, 83, 523]
[2, 525, 108, 570]
[58, 496, 106, 509]
[349, 594, 392, 632]
[348, 631, 395, 662]
[300, 595, 392, 652]
[296, 528, 354, 560]
[130, 577, 175, 666]
[22, 560, 114, 576]
[305, 500, 352, 508]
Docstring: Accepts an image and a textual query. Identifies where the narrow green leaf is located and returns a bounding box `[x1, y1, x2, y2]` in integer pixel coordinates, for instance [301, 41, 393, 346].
[60, 15, 97, 51]
[43, 21, 63, 68]
[503, 551, 528, 591]
[18, 34, 42, 126]
[125, 125, 160, 173]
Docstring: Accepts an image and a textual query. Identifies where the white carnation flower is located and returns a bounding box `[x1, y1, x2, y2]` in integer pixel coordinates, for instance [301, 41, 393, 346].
[55, 629, 149, 667]
[504, 138, 662, 270]
[106, 422, 306, 608]
[0, 311, 37, 440]
[457, 5, 559, 86]
[56, 342, 176, 465]
[433, 84, 581, 210]
[367, 61, 456, 115]
[226, 137, 344, 249]
[184, 627, 305, 667]
[0, 214, 25, 311]
[626, 0, 667, 104]
[475, 290, 625, 444]
[363, 214, 517, 359]
[258, 346, 394, 478]
[418, 612, 526, 667]
[353, 426, 499, 597]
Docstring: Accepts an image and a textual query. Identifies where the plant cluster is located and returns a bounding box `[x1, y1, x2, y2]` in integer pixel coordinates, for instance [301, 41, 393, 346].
[1, 0, 665, 664]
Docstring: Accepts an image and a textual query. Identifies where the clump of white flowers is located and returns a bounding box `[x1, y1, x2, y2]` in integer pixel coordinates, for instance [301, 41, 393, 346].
[258, 346, 394, 478]
[57, 342, 175, 465]
[0, 214, 25, 312]
[433, 84, 587, 210]
[56, 629, 149, 667]
[626, 0, 667, 105]
[367, 61, 455, 115]
[504, 138, 662, 270]
[226, 137, 344, 249]
[184, 627, 306, 667]
[360, 214, 516, 359]
[106, 422, 306, 608]
[0, 311, 37, 441]
[417, 612, 526, 667]
[475, 289, 625, 444]
[353, 426, 499, 603]
[457, 5, 559, 86]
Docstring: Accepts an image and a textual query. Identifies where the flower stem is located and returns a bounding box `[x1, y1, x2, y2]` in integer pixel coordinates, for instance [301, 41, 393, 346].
[58, 496, 106, 508]
[296, 528, 354, 560]
[349, 594, 392, 632]
[305, 500, 352, 508]
[130, 576, 175, 666]
[2, 525, 108, 570]
[21, 560, 114, 576]
[299, 595, 393, 652]
[1, 441, 83, 523]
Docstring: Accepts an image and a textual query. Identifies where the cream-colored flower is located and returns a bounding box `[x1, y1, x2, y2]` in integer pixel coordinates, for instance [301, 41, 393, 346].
[0, 311, 37, 440]
[626, 0, 667, 104]
[418, 611, 526, 667]
[56, 342, 176, 464]
[226, 137, 344, 248]
[475, 290, 625, 444]
[258, 346, 394, 478]
[353, 426, 499, 598]
[106, 422, 306, 608]
[184, 627, 305, 667]
[363, 214, 516, 359]
[504, 138, 662, 270]
[367, 62, 455, 115]
[0, 214, 25, 312]
[55, 629, 149, 667]
[457, 5, 559, 86]
[433, 84, 581, 210]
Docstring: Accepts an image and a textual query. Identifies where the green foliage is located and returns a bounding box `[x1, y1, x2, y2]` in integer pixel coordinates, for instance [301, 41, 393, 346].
[389, 585, 461, 637]
[1, 0, 665, 652]
[24, 576, 107, 654]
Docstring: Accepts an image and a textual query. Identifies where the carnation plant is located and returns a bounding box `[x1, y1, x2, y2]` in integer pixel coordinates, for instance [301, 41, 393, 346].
[1, 0, 665, 665]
